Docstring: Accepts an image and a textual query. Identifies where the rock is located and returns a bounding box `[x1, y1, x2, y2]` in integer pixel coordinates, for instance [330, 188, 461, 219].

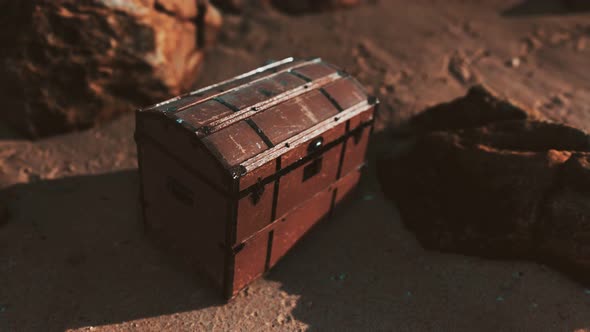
[378, 85, 590, 283]
[267, 0, 362, 14]
[0, 0, 222, 138]
[409, 85, 529, 133]
[539, 153, 590, 281]
[448, 51, 476, 85]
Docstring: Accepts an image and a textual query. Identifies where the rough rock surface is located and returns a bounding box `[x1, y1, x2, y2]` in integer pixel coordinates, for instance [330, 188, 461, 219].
[0, 0, 222, 138]
[378, 85, 590, 283]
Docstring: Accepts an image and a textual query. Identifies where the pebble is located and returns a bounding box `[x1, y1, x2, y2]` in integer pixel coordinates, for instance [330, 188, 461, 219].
[508, 57, 521, 68]
[45, 166, 60, 180]
[584, 289, 590, 295]
[496, 296, 505, 302]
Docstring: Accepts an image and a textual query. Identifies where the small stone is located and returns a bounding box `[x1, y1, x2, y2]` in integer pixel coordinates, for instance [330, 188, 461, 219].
[507, 57, 521, 68]
[363, 193, 375, 201]
[276, 313, 287, 324]
[584, 289, 590, 295]
[45, 167, 60, 180]
[496, 296, 505, 302]
[448, 52, 473, 84]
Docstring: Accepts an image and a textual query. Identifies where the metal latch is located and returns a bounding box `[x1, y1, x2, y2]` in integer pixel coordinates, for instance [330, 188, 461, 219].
[307, 137, 324, 154]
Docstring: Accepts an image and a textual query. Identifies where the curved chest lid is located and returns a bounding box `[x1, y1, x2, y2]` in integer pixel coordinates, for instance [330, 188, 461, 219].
[141, 57, 376, 173]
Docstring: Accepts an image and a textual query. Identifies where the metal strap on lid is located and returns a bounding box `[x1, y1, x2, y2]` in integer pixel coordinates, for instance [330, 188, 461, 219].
[203, 71, 343, 135]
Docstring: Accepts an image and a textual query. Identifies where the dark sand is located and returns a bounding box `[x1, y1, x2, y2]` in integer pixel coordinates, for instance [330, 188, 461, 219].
[1, 0, 589, 331]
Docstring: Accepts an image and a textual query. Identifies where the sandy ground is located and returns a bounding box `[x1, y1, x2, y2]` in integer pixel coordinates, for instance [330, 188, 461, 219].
[1, 0, 590, 331]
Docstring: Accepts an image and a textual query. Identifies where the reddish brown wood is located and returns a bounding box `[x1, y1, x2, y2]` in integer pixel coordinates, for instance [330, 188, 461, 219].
[291, 61, 339, 81]
[139, 142, 227, 289]
[230, 168, 363, 297]
[341, 122, 372, 177]
[276, 141, 343, 218]
[135, 58, 376, 299]
[251, 90, 339, 146]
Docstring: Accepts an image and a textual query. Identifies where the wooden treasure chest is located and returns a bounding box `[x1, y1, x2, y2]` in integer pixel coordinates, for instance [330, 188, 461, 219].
[134, 57, 378, 299]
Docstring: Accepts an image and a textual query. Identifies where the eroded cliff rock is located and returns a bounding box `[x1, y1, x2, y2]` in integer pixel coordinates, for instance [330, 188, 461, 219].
[378, 85, 590, 283]
[0, 0, 222, 138]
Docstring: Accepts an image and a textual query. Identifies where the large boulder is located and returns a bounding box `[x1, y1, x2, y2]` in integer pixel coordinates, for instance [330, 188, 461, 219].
[378, 85, 590, 283]
[0, 0, 222, 138]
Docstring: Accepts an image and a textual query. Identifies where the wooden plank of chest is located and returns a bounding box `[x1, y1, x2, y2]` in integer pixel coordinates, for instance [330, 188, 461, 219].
[203, 72, 343, 134]
[240, 99, 373, 172]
